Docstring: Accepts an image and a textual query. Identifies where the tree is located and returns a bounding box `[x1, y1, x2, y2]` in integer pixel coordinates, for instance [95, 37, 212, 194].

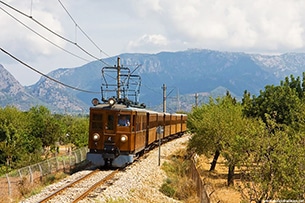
[242, 75, 305, 129]
[0, 105, 89, 174]
[240, 73, 305, 201]
[0, 106, 42, 172]
[240, 115, 305, 201]
[27, 106, 62, 150]
[60, 115, 89, 148]
[188, 93, 252, 185]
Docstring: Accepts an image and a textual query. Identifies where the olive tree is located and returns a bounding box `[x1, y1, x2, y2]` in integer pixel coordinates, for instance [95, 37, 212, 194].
[240, 115, 305, 201]
[188, 93, 254, 185]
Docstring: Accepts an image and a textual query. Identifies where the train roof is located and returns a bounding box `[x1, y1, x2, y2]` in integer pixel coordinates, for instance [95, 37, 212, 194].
[90, 104, 187, 116]
[90, 103, 148, 112]
[90, 99, 187, 116]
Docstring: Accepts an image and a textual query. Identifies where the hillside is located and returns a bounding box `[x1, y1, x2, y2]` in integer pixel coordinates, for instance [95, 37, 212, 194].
[1, 49, 305, 113]
[0, 64, 49, 110]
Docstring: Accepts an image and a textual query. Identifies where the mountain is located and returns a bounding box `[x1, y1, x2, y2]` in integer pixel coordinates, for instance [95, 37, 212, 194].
[1, 49, 305, 113]
[0, 64, 49, 110]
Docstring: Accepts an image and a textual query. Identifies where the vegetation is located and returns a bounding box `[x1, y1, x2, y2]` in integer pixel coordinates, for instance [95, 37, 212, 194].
[0, 105, 89, 175]
[187, 74, 305, 202]
[160, 149, 199, 202]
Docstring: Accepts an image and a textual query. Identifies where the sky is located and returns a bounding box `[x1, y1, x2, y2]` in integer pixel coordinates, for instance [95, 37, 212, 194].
[1, 0, 305, 85]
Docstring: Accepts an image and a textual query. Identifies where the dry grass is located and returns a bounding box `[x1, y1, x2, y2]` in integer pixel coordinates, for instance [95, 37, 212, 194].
[196, 155, 242, 203]
[159, 149, 200, 202]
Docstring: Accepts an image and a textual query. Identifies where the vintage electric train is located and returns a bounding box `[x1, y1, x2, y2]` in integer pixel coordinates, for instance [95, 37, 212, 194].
[86, 97, 187, 167]
[86, 58, 187, 167]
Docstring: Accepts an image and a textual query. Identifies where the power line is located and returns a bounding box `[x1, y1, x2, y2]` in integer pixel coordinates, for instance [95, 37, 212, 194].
[57, 0, 112, 59]
[0, 0, 111, 66]
[0, 1, 76, 45]
[0, 6, 91, 63]
[0, 47, 101, 94]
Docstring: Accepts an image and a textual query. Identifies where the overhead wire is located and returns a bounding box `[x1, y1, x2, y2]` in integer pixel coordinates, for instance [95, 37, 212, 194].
[57, 0, 112, 60]
[0, 6, 91, 63]
[0, 47, 101, 94]
[55, 2, 162, 104]
[0, 1, 147, 96]
[0, 0, 111, 66]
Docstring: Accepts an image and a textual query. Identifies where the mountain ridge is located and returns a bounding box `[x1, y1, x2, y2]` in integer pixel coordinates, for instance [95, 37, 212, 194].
[1, 49, 305, 113]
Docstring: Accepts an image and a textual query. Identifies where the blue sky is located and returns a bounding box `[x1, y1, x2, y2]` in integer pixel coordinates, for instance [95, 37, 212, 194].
[1, 0, 305, 85]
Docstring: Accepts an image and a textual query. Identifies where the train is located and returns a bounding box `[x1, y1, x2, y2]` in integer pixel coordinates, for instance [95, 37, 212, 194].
[86, 58, 187, 167]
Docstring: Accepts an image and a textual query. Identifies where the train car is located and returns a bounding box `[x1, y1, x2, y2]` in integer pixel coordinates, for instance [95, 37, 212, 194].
[86, 58, 187, 167]
[146, 110, 158, 147]
[181, 114, 187, 133]
[86, 97, 187, 167]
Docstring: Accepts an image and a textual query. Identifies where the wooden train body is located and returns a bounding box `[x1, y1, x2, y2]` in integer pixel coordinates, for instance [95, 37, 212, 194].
[86, 101, 187, 167]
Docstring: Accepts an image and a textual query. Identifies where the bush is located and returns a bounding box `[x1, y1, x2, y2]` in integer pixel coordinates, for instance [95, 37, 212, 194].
[160, 149, 198, 201]
[160, 179, 175, 197]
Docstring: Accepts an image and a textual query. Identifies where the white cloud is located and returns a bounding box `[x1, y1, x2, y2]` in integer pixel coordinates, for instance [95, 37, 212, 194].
[2, 0, 305, 85]
[129, 0, 305, 53]
[127, 34, 168, 53]
[0, 0, 66, 60]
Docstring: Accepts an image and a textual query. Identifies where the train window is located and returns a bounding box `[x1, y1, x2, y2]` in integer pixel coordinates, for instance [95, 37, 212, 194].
[118, 115, 130, 126]
[107, 115, 114, 130]
[92, 113, 103, 130]
[92, 114, 103, 121]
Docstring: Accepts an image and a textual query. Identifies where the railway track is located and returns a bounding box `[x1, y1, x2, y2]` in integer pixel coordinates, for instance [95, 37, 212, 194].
[38, 169, 119, 203]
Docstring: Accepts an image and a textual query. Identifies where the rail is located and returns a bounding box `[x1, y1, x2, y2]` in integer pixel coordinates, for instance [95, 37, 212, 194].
[0, 147, 88, 202]
[73, 169, 119, 202]
[37, 169, 119, 203]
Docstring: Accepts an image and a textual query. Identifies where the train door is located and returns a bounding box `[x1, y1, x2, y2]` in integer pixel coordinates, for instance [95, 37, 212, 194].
[105, 113, 115, 133]
[147, 112, 157, 146]
[134, 111, 146, 153]
[164, 113, 171, 138]
[157, 113, 165, 139]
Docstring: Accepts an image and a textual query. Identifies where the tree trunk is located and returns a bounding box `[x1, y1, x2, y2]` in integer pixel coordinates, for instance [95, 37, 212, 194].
[227, 164, 235, 186]
[209, 150, 220, 171]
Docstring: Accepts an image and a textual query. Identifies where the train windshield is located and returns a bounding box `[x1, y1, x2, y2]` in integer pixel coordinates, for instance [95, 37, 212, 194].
[118, 115, 130, 126]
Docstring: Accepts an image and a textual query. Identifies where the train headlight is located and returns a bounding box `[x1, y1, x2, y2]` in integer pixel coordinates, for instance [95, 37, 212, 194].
[120, 135, 128, 143]
[92, 133, 100, 141]
[108, 98, 116, 106]
[92, 98, 100, 106]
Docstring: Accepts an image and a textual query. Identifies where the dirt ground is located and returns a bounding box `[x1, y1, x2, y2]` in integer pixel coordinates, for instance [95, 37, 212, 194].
[196, 155, 242, 203]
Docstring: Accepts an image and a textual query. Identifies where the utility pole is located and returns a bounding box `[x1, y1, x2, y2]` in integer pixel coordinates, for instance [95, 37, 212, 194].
[162, 84, 166, 112]
[117, 57, 121, 99]
[177, 88, 180, 112]
[195, 93, 198, 107]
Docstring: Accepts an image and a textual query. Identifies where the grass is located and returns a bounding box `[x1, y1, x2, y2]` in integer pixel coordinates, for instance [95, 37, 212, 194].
[196, 155, 242, 203]
[17, 171, 68, 202]
[159, 148, 199, 203]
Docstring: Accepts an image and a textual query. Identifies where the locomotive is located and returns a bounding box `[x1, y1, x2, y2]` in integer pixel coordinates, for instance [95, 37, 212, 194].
[86, 58, 187, 167]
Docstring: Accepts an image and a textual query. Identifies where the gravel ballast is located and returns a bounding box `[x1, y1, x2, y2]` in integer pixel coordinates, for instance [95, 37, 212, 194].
[22, 134, 191, 203]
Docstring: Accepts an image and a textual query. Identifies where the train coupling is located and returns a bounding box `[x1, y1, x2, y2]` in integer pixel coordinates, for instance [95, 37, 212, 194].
[103, 143, 120, 159]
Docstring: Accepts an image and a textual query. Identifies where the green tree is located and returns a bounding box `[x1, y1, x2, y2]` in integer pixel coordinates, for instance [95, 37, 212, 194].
[0, 105, 89, 174]
[188, 93, 252, 185]
[0, 106, 42, 172]
[240, 115, 305, 201]
[241, 73, 305, 201]
[243, 75, 305, 130]
[27, 106, 62, 150]
[60, 115, 88, 148]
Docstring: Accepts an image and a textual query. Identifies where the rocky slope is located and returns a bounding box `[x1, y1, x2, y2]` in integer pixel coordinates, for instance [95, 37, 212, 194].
[0, 64, 47, 110]
[2, 49, 305, 113]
